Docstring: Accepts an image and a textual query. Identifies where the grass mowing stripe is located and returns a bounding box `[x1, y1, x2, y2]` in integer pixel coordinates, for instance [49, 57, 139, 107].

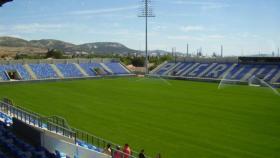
[0, 78, 279, 158]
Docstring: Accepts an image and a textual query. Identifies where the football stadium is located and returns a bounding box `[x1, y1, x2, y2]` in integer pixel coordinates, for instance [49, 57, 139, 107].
[0, 0, 280, 158]
[0, 57, 279, 158]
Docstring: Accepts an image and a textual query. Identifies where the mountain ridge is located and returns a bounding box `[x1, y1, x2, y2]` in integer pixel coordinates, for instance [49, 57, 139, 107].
[0, 36, 140, 55]
[0, 36, 179, 57]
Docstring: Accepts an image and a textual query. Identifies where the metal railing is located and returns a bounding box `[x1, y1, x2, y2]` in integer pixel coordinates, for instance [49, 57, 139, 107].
[0, 100, 151, 158]
[73, 128, 150, 158]
[44, 115, 71, 130]
[0, 101, 76, 140]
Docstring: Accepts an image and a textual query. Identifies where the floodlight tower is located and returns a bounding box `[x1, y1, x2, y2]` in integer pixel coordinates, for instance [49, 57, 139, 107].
[139, 0, 155, 74]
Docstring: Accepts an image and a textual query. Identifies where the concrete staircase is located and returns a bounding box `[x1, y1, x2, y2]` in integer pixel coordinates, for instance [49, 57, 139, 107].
[150, 61, 167, 74]
[100, 63, 113, 74]
[74, 63, 89, 77]
[119, 62, 131, 73]
[23, 64, 37, 80]
[50, 64, 64, 78]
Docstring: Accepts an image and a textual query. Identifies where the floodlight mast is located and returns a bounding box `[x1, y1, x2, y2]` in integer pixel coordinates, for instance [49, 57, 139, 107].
[138, 0, 155, 74]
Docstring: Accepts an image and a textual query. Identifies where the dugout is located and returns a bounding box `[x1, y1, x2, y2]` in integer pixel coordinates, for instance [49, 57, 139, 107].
[92, 67, 108, 75]
[5, 70, 22, 80]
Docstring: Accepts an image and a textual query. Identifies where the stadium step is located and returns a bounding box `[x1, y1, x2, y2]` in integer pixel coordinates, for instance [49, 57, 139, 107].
[50, 64, 64, 78]
[270, 70, 280, 83]
[23, 64, 37, 80]
[241, 67, 258, 81]
[119, 62, 131, 73]
[74, 63, 89, 77]
[150, 61, 168, 74]
[100, 63, 114, 74]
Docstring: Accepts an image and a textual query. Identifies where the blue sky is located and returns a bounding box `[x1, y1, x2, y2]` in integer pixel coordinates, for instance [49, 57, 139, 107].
[0, 0, 279, 56]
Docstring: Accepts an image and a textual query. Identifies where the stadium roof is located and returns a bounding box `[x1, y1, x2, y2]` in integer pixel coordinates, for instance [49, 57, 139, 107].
[0, 0, 12, 7]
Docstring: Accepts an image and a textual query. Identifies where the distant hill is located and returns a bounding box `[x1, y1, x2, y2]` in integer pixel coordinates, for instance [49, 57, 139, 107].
[65, 42, 138, 54]
[29, 39, 75, 51]
[0, 36, 30, 47]
[0, 36, 140, 55]
[0, 36, 177, 57]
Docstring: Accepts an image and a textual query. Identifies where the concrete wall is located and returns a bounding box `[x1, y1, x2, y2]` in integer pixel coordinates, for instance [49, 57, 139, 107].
[41, 132, 111, 158]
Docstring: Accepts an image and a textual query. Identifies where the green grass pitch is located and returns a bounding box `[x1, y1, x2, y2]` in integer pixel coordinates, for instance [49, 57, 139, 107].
[0, 77, 280, 158]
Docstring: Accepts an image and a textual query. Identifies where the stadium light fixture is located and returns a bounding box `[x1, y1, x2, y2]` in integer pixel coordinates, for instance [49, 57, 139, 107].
[138, 0, 155, 74]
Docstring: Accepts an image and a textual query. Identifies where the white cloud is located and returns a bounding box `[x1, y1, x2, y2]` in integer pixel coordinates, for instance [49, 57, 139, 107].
[88, 29, 144, 38]
[206, 34, 224, 39]
[168, 35, 202, 41]
[201, 3, 229, 10]
[0, 32, 22, 39]
[69, 6, 138, 16]
[12, 23, 65, 33]
[168, 34, 224, 41]
[152, 25, 167, 32]
[172, 0, 229, 10]
[180, 25, 205, 32]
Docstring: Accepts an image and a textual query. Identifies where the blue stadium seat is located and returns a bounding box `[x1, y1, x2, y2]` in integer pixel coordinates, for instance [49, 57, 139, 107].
[0, 61, 130, 81]
[104, 62, 129, 74]
[203, 63, 233, 78]
[0, 64, 31, 80]
[29, 64, 58, 79]
[56, 63, 84, 78]
[186, 63, 210, 77]
[153, 62, 280, 83]
[79, 63, 107, 76]
[0, 120, 55, 158]
[154, 62, 175, 75]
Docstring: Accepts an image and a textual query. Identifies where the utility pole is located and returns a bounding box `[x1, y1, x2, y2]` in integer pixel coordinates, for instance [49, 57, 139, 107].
[172, 47, 177, 63]
[138, 0, 155, 74]
[187, 43, 189, 57]
[221, 45, 223, 57]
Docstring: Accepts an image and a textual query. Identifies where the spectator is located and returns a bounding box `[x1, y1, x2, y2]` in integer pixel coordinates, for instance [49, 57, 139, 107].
[123, 144, 131, 158]
[139, 149, 145, 158]
[103, 144, 112, 156]
[114, 146, 121, 158]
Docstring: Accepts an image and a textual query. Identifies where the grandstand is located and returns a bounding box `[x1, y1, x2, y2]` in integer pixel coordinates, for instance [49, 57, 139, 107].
[0, 59, 132, 82]
[0, 57, 279, 158]
[0, 98, 145, 158]
[151, 57, 280, 86]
